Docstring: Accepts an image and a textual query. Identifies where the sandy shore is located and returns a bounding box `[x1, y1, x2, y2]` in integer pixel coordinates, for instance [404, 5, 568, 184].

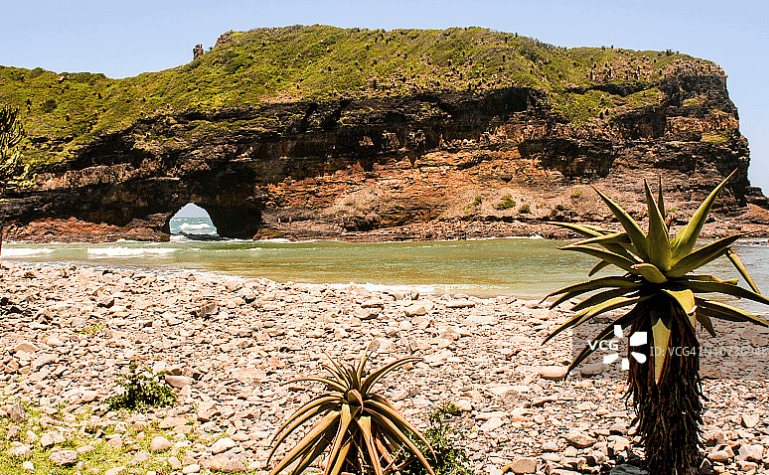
[2, 262, 769, 474]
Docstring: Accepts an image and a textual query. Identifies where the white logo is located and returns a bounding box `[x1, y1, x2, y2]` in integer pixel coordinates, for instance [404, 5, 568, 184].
[602, 325, 647, 371]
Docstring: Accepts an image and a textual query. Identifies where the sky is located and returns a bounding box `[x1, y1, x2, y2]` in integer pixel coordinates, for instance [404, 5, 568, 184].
[173, 203, 208, 218]
[2, 0, 767, 194]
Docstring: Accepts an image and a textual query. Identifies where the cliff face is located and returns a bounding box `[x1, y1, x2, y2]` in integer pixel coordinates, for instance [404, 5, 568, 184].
[1, 27, 767, 241]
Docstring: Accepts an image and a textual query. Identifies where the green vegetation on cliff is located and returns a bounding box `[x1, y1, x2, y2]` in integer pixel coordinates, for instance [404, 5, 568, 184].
[0, 25, 719, 167]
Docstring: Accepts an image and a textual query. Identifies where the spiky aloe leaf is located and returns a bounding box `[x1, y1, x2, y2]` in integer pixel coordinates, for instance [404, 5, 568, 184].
[364, 399, 434, 457]
[663, 288, 697, 330]
[327, 440, 352, 475]
[544, 276, 642, 304]
[666, 235, 741, 278]
[324, 352, 354, 387]
[591, 186, 650, 261]
[549, 222, 612, 238]
[663, 289, 696, 315]
[657, 177, 666, 218]
[644, 180, 672, 271]
[269, 411, 340, 475]
[544, 296, 646, 344]
[290, 377, 347, 393]
[356, 341, 376, 382]
[323, 404, 354, 475]
[357, 416, 385, 475]
[588, 260, 611, 276]
[632, 263, 667, 283]
[696, 312, 717, 337]
[368, 411, 436, 475]
[685, 279, 769, 307]
[567, 305, 644, 373]
[650, 305, 673, 384]
[361, 357, 421, 394]
[695, 299, 769, 327]
[726, 248, 761, 294]
[290, 426, 336, 475]
[571, 287, 641, 312]
[671, 169, 737, 260]
[561, 244, 638, 273]
[571, 231, 641, 263]
[270, 395, 341, 446]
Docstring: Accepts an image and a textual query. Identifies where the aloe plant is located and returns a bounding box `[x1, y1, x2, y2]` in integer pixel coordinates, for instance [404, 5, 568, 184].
[268, 344, 435, 475]
[544, 171, 769, 474]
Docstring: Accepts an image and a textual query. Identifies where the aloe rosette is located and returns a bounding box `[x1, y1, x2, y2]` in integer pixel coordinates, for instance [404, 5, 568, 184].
[544, 170, 769, 474]
[268, 344, 435, 475]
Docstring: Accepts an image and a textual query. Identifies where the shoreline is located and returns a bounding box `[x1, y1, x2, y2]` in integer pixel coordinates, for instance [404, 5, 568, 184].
[2, 263, 769, 474]
[5, 216, 769, 244]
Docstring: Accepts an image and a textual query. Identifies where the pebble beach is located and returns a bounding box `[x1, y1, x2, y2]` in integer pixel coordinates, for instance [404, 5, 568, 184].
[2, 262, 769, 475]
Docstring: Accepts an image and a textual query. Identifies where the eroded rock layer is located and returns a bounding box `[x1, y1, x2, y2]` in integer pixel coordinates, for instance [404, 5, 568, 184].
[3, 75, 768, 241]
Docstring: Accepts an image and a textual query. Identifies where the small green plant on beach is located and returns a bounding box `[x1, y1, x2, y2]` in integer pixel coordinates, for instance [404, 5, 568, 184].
[0, 398, 186, 474]
[403, 402, 472, 475]
[267, 343, 434, 475]
[543, 172, 769, 474]
[495, 194, 516, 211]
[76, 323, 105, 335]
[107, 363, 178, 412]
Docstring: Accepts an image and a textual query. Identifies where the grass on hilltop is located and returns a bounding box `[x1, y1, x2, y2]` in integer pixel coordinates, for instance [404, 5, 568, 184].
[0, 25, 719, 168]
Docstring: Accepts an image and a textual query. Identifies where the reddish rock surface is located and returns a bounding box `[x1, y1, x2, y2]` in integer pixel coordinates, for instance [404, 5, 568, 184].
[2, 76, 767, 242]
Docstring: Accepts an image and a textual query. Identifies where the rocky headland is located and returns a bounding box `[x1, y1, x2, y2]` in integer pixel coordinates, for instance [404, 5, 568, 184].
[2, 262, 769, 474]
[1, 26, 768, 242]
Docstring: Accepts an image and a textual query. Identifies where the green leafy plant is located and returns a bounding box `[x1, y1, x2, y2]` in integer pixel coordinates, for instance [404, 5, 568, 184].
[518, 203, 531, 214]
[268, 344, 435, 475]
[107, 363, 178, 412]
[543, 171, 769, 474]
[471, 196, 483, 207]
[403, 402, 472, 475]
[495, 194, 516, 211]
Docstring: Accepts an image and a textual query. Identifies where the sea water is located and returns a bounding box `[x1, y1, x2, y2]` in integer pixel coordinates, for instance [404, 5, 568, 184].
[3, 217, 769, 312]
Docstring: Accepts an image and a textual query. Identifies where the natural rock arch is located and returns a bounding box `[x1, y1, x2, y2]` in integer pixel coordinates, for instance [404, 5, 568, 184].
[1, 85, 765, 242]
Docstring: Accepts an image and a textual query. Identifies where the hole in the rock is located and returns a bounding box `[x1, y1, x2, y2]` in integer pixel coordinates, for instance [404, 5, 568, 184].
[169, 203, 220, 240]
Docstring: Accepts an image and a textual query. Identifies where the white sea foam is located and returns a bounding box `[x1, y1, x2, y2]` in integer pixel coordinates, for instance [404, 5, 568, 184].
[87, 247, 176, 257]
[3, 248, 54, 257]
[179, 223, 214, 232]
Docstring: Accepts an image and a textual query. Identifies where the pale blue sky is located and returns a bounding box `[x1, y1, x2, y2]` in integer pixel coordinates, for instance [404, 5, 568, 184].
[3, 0, 767, 193]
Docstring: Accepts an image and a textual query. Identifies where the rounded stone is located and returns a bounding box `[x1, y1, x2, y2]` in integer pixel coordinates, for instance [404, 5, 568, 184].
[149, 436, 173, 452]
[49, 450, 78, 466]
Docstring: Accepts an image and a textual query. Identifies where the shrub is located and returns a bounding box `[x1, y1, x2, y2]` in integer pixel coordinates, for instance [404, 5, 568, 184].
[518, 203, 530, 214]
[107, 363, 178, 412]
[403, 402, 472, 475]
[495, 194, 516, 211]
[268, 343, 434, 475]
[570, 189, 583, 199]
[471, 196, 482, 207]
[41, 99, 57, 113]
